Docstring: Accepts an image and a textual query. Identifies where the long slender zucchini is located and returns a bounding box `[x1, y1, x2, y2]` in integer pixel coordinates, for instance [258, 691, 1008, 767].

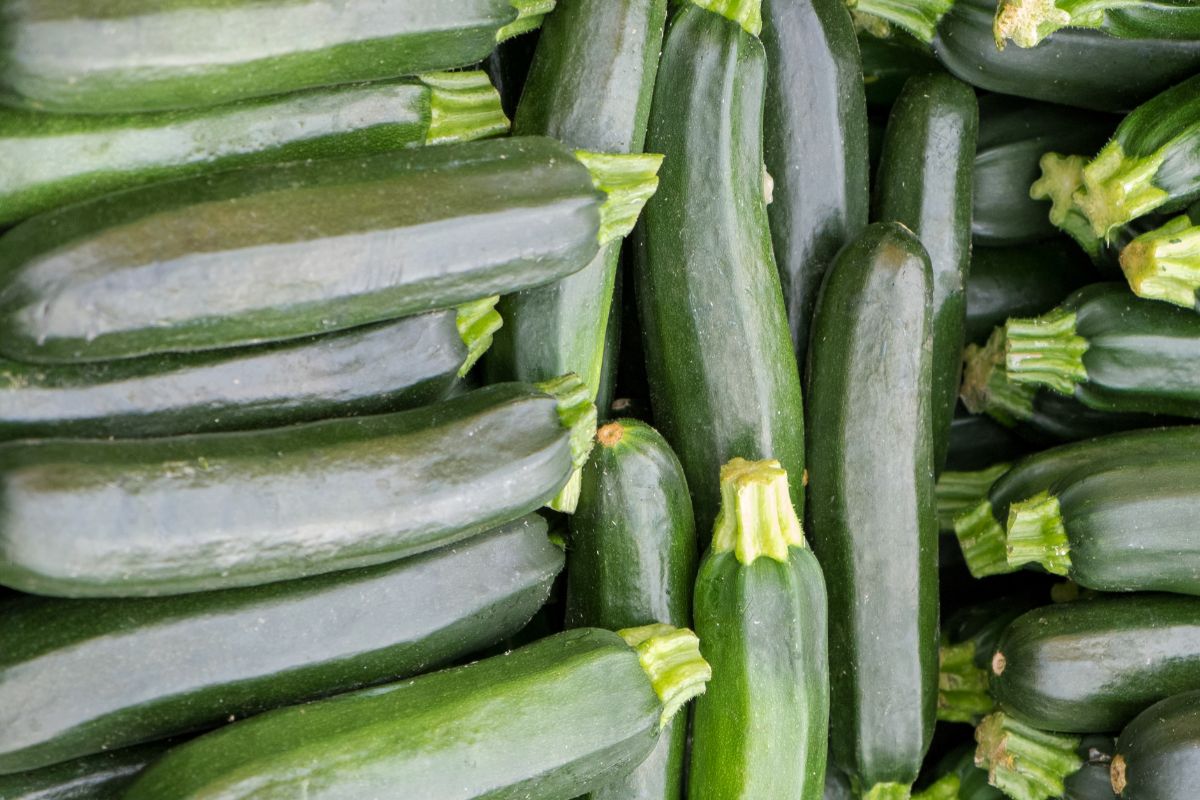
[690, 458, 829, 799]
[636, 0, 806, 533]
[566, 419, 696, 800]
[965, 242, 1091, 343]
[0, 136, 657, 364]
[0, 0, 555, 114]
[0, 741, 174, 800]
[123, 625, 710, 800]
[858, 31, 942, 108]
[807, 222, 936, 799]
[994, 0, 1200, 49]
[0, 378, 595, 598]
[0, 302, 500, 440]
[761, 0, 870, 361]
[874, 73, 977, 472]
[1111, 690, 1200, 800]
[0, 72, 507, 227]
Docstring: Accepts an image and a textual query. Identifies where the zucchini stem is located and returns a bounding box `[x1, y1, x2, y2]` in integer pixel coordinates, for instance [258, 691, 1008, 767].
[1004, 310, 1089, 397]
[937, 463, 1011, 533]
[710, 457, 806, 565]
[993, 0, 1071, 49]
[618, 623, 712, 730]
[954, 500, 1016, 578]
[1075, 143, 1170, 240]
[1120, 214, 1200, 309]
[421, 72, 511, 145]
[961, 332, 1037, 424]
[689, 0, 764, 36]
[912, 775, 961, 800]
[1031, 153, 1104, 259]
[861, 782, 914, 800]
[454, 295, 503, 378]
[498, 0, 556, 41]
[844, 0, 952, 44]
[535, 373, 598, 514]
[975, 712, 1083, 800]
[938, 641, 995, 724]
[1005, 491, 1072, 576]
[574, 151, 664, 246]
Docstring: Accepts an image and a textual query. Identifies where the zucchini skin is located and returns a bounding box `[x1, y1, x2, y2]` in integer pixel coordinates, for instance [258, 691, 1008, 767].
[0, 741, 172, 800]
[991, 595, 1200, 733]
[0, 382, 577, 597]
[965, 242, 1091, 344]
[0, 516, 561, 775]
[874, 73, 977, 473]
[806, 222, 937, 792]
[0, 0, 525, 113]
[636, 4, 806, 532]
[761, 0, 870, 361]
[858, 31, 942, 108]
[566, 419, 696, 800]
[1113, 690, 1200, 800]
[0, 136, 601, 364]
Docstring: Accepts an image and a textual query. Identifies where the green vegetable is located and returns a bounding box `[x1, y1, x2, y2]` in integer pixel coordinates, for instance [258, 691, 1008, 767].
[858, 30, 943, 108]
[929, 745, 1004, 800]
[690, 458, 829, 798]
[965, 242, 1091, 343]
[1111, 690, 1200, 800]
[973, 713, 1084, 800]
[994, 0, 1200, 50]
[123, 625, 711, 800]
[936, 463, 1010, 534]
[0, 741, 173, 799]
[936, 595, 1036, 723]
[1118, 206, 1200, 310]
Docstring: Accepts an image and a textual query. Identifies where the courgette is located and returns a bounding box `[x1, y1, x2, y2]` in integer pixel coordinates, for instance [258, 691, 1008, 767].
[965, 242, 1091, 343]
[994, 0, 1200, 49]
[1111, 690, 1200, 800]
[566, 419, 697, 800]
[0, 302, 500, 440]
[690, 458, 829, 799]
[0, 136, 658, 364]
[123, 625, 711, 800]
[874, 73, 977, 472]
[858, 31, 942, 108]
[635, 0, 806, 533]
[0, 378, 595, 598]
[0, 740, 173, 800]
[937, 594, 1034, 723]
[0, 0, 555, 114]
[807, 222, 936, 799]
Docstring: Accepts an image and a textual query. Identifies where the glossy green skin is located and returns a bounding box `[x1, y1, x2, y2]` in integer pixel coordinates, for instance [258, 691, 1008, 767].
[1115, 690, 1200, 800]
[124, 628, 662, 800]
[806, 222, 937, 790]
[0, 516, 560, 775]
[874, 74, 977, 474]
[488, 0, 666, 399]
[1108, 74, 1200, 209]
[992, 595, 1200, 732]
[965, 242, 1091, 343]
[690, 546, 829, 799]
[567, 419, 695, 800]
[1102, 2, 1200, 40]
[0, 0, 519, 113]
[761, 0, 870, 362]
[946, 408, 1030, 472]
[972, 97, 1115, 246]
[0, 312, 465, 440]
[0, 741, 172, 800]
[931, 0, 1200, 112]
[0, 136, 600, 363]
[1066, 736, 1120, 800]
[0, 78, 459, 226]
[1006, 391, 1172, 447]
[858, 31, 941, 108]
[0, 383, 574, 597]
[635, 5, 806, 533]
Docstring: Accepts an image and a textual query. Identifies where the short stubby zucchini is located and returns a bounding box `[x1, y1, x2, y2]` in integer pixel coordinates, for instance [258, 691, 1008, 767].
[0, 378, 595, 597]
[965, 242, 1091, 343]
[122, 625, 711, 800]
[1111, 690, 1200, 800]
[0, 740, 173, 799]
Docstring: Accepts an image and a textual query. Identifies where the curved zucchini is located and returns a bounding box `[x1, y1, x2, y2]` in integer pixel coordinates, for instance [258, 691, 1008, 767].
[874, 73, 977, 472]
[566, 419, 697, 800]
[965, 242, 1091, 343]
[995, 0, 1200, 50]
[858, 31, 942, 108]
[0, 136, 655, 364]
[807, 222, 936, 798]
[761, 0, 870, 361]
[0, 378, 595, 598]
[0, 0, 553, 114]
[690, 458, 829, 799]
[1111, 690, 1200, 800]
[0, 741, 173, 800]
[123, 625, 711, 800]
[635, 1, 806, 533]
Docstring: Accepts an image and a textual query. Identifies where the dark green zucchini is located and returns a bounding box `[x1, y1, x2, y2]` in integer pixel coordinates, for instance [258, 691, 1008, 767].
[1111, 690, 1200, 800]
[806, 222, 936, 799]
[858, 30, 942, 108]
[995, 0, 1200, 49]
[1069, 737, 1121, 800]
[874, 73, 977, 472]
[946, 406, 1031, 472]
[0, 301, 499, 440]
[0, 136, 657, 364]
[965, 242, 1091, 343]
[937, 594, 1035, 723]
[123, 625, 711, 800]
[0, 378, 595, 598]
[690, 458, 828, 799]
[0, 0, 554, 114]
[0, 741, 174, 800]
[566, 419, 696, 800]
[635, 0, 806, 533]
[761, 0, 870, 361]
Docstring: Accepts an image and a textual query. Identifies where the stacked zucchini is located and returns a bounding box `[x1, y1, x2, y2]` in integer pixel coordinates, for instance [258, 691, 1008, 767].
[2, 0, 1200, 798]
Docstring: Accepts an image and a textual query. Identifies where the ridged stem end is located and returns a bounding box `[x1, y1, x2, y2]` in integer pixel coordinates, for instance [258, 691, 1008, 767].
[689, 0, 764, 35]
[1004, 310, 1088, 396]
[455, 295, 503, 378]
[939, 641, 995, 724]
[993, 0, 1071, 49]
[975, 712, 1083, 800]
[1121, 215, 1200, 309]
[937, 463, 1011, 533]
[535, 373, 598, 513]
[955, 500, 1016, 578]
[1031, 153, 1104, 258]
[498, 0, 556, 41]
[1076, 143, 1169, 240]
[421, 71, 510, 145]
[1005, 491, 1072, 576]
[618, 623, 712, 730]
[912, 775, 961, 800]
[846, 0, 953, 44]
[861, 782, 913, 800]
[711, 458, 806, 565]
[961, 333, 1037, 424]
[575, 151, 664, 246]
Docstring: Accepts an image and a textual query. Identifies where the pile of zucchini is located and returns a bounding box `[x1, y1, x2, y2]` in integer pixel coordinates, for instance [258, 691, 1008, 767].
[2, 0, 1200, 798]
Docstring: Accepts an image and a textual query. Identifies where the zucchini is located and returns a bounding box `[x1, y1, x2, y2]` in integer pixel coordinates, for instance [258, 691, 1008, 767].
[0, 741, 173, 800]
[946, 407, 1031, 472]
[690, 458, 829, 799]
[566, 419, 697, 800]
[858, 31, 942, 108]
[0, 0, 554, 114]
[807, 222, 936, 799]
[965, 242, 1091, 343]
[0, 516, 562, 775]
[634, 0, 806, 533]
[936, 463, 1010, 534]
[973, 712, 1084, 800]
[0, 136, 658, 364]
[874, 73, 977, 472]
[937, 594, 1035, 723]
[0, 378, 595, 598]
[1111, 690, 1200, 800]
[938, 736, 1117, 800]
[1118, 204, 1200, 310]
[994, 0, 1200, 49]
[0, 302, 500, 440]
[761, 0, 870, 361]
[123, 625, 711, 800]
